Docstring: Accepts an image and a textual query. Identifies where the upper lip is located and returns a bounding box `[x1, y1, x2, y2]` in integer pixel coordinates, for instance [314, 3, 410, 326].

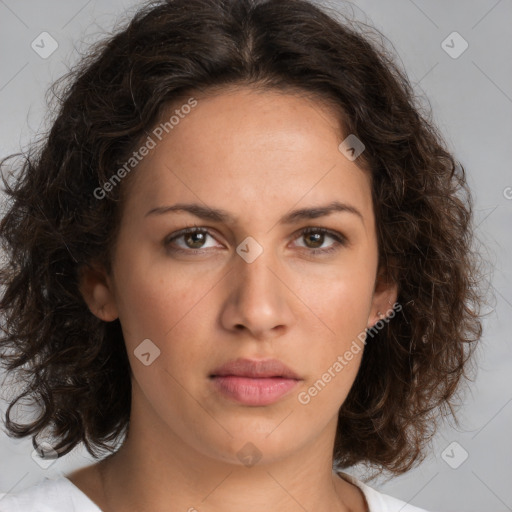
[210, 358, 301, 379]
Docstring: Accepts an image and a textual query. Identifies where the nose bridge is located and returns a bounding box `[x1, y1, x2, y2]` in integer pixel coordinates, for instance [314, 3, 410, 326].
[224, 236, 293, 336]
[235, 239, 278, 304]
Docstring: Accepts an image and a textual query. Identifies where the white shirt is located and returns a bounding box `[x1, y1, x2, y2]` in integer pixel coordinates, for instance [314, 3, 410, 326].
[0, 471, 431, 512]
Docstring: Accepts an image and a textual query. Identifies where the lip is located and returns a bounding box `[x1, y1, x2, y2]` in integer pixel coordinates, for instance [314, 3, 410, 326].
[210, 358, 301, 379]
[209, 358, 302, 406]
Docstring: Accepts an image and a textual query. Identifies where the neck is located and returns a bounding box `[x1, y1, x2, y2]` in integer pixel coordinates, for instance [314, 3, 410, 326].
[97, 437, 355, 512]
[91, 381, 363, 512]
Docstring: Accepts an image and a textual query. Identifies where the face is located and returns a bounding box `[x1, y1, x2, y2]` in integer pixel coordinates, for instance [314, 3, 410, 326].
[81, 86, 397, 467]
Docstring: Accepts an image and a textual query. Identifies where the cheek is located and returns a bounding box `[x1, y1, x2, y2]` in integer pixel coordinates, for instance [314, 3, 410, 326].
[293, 262, 375, 396]
[323, 276, 372, 321]
[296, 259, 376, 335]
[295, 274, 371, 412]
[113, 265, 211, 408]
[112, 244, 213, 344]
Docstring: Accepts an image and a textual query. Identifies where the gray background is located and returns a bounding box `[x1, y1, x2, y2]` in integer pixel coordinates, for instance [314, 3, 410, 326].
[0, 1, 511, 511]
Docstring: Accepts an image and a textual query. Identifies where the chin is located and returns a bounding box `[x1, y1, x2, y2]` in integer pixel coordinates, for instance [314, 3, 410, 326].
[196, 425, 306, 468]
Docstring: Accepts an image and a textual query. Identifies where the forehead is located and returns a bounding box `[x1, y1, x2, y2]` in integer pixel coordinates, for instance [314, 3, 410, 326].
[121, 87, 374, 226]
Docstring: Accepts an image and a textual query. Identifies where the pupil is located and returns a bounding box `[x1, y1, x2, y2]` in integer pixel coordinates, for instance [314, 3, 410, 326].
[186, 232, 205, 248]
[306, 232, 322, 248]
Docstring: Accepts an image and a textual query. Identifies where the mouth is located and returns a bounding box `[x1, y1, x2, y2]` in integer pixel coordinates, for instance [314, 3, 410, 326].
[210, 357, 301, 379]
[209, 358, 302, 406]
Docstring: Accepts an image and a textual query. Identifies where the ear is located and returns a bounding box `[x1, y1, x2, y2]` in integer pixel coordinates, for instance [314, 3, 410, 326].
[78, 263, 119, 322]
[367, 265, 398, 329]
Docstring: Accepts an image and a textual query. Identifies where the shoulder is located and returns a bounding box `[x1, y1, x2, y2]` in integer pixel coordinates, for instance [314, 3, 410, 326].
[336, 471, 434, 512]
[0, 476, 102, 512]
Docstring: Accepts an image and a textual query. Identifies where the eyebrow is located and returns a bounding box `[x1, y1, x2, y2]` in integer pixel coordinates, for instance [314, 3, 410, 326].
[145, 200, 364, 225]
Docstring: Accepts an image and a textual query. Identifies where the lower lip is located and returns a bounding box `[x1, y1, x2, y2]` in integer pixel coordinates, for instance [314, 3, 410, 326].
[210, 376, 300, 406]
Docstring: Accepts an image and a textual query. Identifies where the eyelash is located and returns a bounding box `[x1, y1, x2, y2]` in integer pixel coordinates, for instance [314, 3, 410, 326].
[164, 225, 347, 256]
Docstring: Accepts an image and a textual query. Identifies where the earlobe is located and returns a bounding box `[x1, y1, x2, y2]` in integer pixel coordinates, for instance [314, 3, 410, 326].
[78, 263, 119, 322]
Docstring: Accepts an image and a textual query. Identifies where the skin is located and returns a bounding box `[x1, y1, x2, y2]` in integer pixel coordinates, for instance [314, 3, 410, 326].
[72, 86, 397, 512]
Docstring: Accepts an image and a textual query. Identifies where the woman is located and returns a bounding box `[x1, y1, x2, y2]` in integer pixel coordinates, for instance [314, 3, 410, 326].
[0, 0, 484, 510]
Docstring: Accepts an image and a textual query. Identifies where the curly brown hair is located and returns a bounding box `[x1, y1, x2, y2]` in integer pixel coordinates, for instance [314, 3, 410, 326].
[0, 0, 485, 478]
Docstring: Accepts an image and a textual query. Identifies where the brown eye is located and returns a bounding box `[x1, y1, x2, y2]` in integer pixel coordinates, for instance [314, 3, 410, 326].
[292, 227, 347, 255]
[182, 231, 208, 249]
[165, 227, 220, 253]
[303, 230, 324, 249]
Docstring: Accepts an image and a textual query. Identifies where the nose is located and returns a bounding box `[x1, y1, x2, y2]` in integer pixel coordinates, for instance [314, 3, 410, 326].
[219, 245, 295, 340]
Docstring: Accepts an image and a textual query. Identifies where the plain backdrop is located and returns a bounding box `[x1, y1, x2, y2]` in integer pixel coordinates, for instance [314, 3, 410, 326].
[0, 1, 511, 511]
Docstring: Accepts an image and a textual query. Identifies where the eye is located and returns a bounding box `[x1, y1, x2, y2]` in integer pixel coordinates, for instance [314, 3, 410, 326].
[164, 226, 347, 255]
[165, 226, 220, 253]
[291, 227, 347, 255]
